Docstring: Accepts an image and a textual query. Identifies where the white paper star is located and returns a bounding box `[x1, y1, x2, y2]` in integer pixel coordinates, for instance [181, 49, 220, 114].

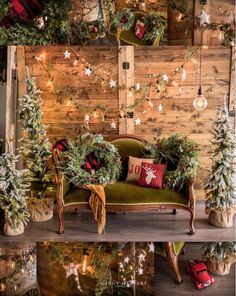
[135, 117, 141, 126]
[84, 67, 92, 76]
[148, 242, 154, 253]
[64, 50, 71, 59]
[162, 74, 169, 82]
[138, 268, 143, 275]
[124, 256, 130, 263]
[129, 279, 135, 286]
[138, 253, 146, 263]
[84, 114, 90, 122]
[119, 262, 124, 269]
[199, 10, 210, 26]
[181, 68, 186, 81]
[158, 104, 163, 112]
[111, 121, 117, 129]
[109, 79, 117, 88]
[135, 82, 140, 91]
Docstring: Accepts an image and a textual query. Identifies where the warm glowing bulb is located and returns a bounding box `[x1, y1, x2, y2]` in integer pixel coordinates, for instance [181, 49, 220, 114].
[191, 58, 197, 65]
[46, 80, 53, 87]
[176, 13, 183, 22]
[147, 100, 153, 108]
[128, 91, 132, 98]
[73, 59, 78, 66]
[193, 94, 208, 110]
[218, 31, 223, 41]
[0, 282, 6, 292]
[93, 110, 98, 118]
[66, 100, 71, 106]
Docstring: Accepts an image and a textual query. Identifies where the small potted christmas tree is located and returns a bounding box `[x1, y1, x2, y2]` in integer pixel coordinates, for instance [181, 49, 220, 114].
[20, 71, 54, 222]
[203, 242, 236, 275]
[205, 95, 236, 227]
[0, 152, 29, 236]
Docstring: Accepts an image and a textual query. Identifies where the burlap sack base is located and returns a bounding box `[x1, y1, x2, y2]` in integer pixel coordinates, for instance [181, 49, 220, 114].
[206, 206, 236, 228]
[28, 197, 54, 222]
[3, 221, 24, 236]
[206, 254, 236, 275]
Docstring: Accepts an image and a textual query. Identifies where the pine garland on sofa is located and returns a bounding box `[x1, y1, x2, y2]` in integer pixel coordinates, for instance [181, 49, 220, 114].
[146, 133, 200, 190]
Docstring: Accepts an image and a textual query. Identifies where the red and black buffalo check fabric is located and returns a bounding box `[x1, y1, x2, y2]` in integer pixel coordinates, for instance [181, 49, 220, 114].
[1, 0, 43, 27]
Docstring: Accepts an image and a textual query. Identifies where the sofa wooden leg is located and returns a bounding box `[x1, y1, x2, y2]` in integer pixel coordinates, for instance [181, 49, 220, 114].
[164, 242, 183, 284]
[187, 211, 195, 235]
[58, 206, 64, 234]
[172, 209, 177, 215]
[170, 257, 183, 284]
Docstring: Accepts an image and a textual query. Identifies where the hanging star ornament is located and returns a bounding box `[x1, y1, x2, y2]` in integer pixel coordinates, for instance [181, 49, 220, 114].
[84, 67, 92, 76]
[111, 121, 117, 129]
[138, 253, 146, 263]
[109, 79, 117, 88]
[148, 242, 155, 253]
[138, 268, 144, 275]
[181, 68, 187, 81]
[84, 114, 90, 122]
[135, 82, 140, 91]
[198, 10, 211, 26]
[162, 74, 169, 82]
[124, 256, 130, 263]
[135, 117, 141, 126]
[64, 50, 71, 59]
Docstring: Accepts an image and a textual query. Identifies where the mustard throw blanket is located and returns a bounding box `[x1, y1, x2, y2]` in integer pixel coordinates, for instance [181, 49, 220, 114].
[80, 184, 106, 234]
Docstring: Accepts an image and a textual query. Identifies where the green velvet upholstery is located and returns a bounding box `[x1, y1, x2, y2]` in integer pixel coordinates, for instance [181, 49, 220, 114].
[109, 11, 161, 46]
[110, 138, 146, 180]
[63, 181, 188, 206]
[156, 242, 185, 256]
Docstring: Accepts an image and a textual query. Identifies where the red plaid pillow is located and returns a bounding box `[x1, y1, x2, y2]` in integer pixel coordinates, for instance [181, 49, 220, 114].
[1, 0, 43, 27]
[53, 139, 68, 152]
[138, 162, 166, 189]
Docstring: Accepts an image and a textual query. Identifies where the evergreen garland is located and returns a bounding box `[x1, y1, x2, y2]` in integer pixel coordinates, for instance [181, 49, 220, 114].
[0, 153, 29, 228]
[205, 97, 236, 210]
[203, 242, 236, 261]
[61, 133, 122, 186]
[20, 72, 54, 198]
[111, 8, 135, 31]
[0, 0, 69, 45]
[143, 12, 167, 44]
[146, 134, 200, 189]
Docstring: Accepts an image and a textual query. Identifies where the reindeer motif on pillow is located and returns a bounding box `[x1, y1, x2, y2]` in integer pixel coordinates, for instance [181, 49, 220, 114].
[138, 162, 166, 189]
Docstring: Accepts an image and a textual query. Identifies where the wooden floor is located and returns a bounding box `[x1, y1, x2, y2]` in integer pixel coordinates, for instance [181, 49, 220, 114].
[0, 202, 235, 242]
[155, 243, 235, 296]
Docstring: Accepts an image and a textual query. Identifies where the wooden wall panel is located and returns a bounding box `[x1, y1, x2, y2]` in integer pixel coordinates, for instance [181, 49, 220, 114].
[134, 46, 231, 199]
[24, 46, 119, 143]
[22, 46, 232, 200]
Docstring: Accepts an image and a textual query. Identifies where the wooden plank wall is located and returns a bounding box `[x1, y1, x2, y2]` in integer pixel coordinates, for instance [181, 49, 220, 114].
[24, 46, 119, 143]
[134, 46, 231, 199]
[22, 46, 232, 199]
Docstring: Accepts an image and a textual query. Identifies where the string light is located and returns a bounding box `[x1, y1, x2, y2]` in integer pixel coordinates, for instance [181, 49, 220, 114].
[193, 47, 208, 111]
[176, 13, 183, 22]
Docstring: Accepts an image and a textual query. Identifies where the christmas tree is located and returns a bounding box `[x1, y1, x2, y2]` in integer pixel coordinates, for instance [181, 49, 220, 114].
[0, 152, 29, 228]
[205, 95, 236, 211]
[20, 71, 54, 198]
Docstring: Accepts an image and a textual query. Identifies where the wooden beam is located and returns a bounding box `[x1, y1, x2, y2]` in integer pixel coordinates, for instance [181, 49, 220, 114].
[118, 46, 134, 134]
[16, 46, 26, 167]
[229, 46, 235, 122]
[5, 46, 16, 153]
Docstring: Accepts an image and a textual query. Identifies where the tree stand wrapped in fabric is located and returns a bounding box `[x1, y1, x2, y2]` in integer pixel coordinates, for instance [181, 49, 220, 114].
[206, 254, 236, 275]
[206, 207, 236, 228]
[4, 220, 24, 236]
[28, 197, 54, 222]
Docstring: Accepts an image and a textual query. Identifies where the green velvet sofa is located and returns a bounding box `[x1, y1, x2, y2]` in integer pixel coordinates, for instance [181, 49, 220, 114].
[109, 11, 162, 46]
[53, 134, 196, 235]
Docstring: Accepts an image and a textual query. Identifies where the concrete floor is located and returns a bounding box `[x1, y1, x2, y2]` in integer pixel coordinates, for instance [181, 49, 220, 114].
[0, 202, 235, 242]
[155, 243, 235, 296]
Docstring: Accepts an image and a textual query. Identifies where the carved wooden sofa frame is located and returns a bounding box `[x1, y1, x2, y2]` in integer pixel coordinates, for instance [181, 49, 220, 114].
[52, 134, 196, 235]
